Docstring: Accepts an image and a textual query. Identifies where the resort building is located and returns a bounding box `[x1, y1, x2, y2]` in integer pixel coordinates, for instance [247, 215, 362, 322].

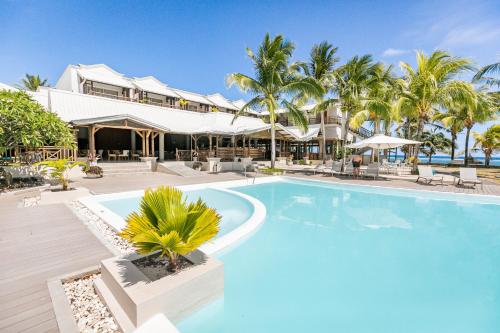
[9, 64, 372, 162]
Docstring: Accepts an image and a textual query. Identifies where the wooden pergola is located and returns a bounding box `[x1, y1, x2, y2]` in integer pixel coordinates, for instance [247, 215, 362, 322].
[72, 116, 169, 159]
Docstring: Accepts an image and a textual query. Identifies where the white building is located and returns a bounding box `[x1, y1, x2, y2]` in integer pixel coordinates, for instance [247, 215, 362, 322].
[2, 64, 371, 161]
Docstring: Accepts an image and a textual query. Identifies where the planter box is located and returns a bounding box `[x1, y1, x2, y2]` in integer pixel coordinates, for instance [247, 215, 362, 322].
[98, 250, 223, 328]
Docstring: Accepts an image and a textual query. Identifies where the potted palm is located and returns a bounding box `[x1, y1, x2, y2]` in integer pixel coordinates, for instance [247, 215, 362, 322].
[119, 186, 221, 272]
[99, 186, 224, 327]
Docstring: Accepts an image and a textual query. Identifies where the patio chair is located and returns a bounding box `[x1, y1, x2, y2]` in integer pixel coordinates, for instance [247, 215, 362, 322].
[96, 149, 104, 161]
[108, 150, 117, 161]
[131, 151, 141, 160]
[416, 165, 443, 185]
[118, 150, 129, 160]
[364, 163, 380, 179]
[456, 167, 483, 189]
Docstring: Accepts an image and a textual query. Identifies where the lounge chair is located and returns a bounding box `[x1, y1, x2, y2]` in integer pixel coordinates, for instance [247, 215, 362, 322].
[322, 161, 342, 176]
[456, 167, 483, 189]
[364, 163, 380, 179]
[416, 165, 443, 185]
[312, 160, 333, 175]
[344, 164, 354, 177]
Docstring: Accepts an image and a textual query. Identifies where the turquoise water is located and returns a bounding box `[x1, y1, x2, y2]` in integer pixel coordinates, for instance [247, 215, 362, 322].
[178, 180, 500, 333]
[99, 188, 254, 237]
[388, 154, 500, 166]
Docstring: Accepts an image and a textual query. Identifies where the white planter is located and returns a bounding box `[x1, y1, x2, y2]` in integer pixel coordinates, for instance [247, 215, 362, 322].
[97, 250, 223, 329]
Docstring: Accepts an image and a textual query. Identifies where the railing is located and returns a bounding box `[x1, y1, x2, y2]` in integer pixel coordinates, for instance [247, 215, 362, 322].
[140, 98, 175, 108]
[9, 146, 77, 164]
[84, 88, 132, 101]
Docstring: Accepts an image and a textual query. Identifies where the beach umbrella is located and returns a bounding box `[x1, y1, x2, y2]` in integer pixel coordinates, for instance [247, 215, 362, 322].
[346, 134, 421, 162]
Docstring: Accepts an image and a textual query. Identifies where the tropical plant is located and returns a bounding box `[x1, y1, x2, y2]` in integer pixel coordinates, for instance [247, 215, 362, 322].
[333, 54, 377, 168]
[396, 50, 474, 165]
[472, 124, 500, 166]
[440, 88, 497, 165]
[82, 164, 103, 177]
[0, 90, 75, 154]
[433, 109, 464, 161]
[420, 130, 453, 164]
[473, 61, 500, 87]
[36, 159, 84, 190]
[17, 74, 49, 91]
[300, 41, 339, 161]
[227, 33, 323, 168]
[119, 186, 221, 272]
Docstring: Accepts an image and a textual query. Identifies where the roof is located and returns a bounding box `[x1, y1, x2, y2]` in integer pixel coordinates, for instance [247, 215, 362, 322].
[76, 64, 135, 89]
[206, 93, 238, 110]
[171, 88, 214, 105]
[31, 88, 269, 136]
[0, 82, 18, 91]
[131, 76, 180, 98]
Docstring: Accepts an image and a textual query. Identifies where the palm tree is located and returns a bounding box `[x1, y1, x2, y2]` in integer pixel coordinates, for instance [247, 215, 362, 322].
[472, 124, 500, 166]
[333, 55, 377, 169]
[433, 109, 464, 161]
[18, 74, 49, 91]
[36, 159, 85, 190]
[441, 88, 497, 166]
[473, 61, 500, 87]
[119, 186, 221, 272]
[396, 50, 474, 165]
[227, 34, 323, 167]
[300, 41, 339, 161]
[420, 130, 453, 164]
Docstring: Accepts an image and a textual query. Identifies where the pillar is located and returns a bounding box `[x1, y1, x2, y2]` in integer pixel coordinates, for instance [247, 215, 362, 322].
[159, 132, 165, 161]
[88, 125, 95, 156]
[131, 130, 136, 152]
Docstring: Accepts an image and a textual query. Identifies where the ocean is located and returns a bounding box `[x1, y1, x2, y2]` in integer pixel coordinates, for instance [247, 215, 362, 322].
[387, 155, 500, 167]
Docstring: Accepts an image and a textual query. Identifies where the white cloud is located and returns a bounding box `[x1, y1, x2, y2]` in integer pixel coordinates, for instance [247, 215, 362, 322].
[438, 23, 500, 48]
[382, 48, 410, 57]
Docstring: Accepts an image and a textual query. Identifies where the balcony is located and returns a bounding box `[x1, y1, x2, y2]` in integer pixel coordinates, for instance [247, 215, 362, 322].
[83, 86, 132, 102]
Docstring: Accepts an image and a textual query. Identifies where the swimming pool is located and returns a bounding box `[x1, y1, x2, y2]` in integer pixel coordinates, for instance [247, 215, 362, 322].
[95, 188, 255, 239]
[178, 179, 500, 333]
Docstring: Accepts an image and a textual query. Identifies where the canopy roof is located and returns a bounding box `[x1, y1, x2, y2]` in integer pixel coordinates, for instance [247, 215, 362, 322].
[347, 134, 421, 149]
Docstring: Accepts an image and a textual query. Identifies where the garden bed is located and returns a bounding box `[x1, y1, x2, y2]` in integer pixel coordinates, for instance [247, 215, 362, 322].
[132, 253, 194, 281]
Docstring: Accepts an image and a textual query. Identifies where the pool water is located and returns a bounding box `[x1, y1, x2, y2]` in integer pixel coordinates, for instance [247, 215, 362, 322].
[178, 180, 500, 333]
[99, 188, 254, 238]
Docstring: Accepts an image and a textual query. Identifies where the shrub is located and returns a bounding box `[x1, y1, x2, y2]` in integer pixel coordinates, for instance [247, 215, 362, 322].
[36, 159, 84, 190]
[119, 186, 221, 272]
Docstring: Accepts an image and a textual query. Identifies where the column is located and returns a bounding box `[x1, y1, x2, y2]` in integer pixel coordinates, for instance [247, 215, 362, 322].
[88, 125, 95, 156]
[159, 132, 164, 161]
[131, 130, 136, 152]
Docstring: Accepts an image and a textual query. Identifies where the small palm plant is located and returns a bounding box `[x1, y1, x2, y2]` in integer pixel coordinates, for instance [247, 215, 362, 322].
[119, 186, 221, 272]
[36, 159, 84, 190]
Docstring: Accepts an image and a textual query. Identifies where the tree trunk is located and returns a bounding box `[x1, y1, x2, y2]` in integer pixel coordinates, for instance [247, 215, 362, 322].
[485, 152, 491, 166]
[413, 118, 425, 171]
[270, 124, 276, 168]
[320, 111, 327, 162]
[166, 253, 178, 272]
[464, 126, 471, 167]
[341, 109, 351, 171]
[450, 131, 456, 161]
[429, 153, 433, 164]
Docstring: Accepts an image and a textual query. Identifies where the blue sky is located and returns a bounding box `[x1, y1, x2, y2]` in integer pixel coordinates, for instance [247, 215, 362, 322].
[1, 0, 499, 155]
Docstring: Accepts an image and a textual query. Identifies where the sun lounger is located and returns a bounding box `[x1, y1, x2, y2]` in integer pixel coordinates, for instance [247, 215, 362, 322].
[364, 163, 379, 179]
[456, 167, 483, 189]
[320, 162, 342, 176]
[416, 165, 443, 185]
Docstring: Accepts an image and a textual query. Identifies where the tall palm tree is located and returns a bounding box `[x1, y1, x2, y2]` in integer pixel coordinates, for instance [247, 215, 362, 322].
[300, 41, 339, 161]
[473, 61, 500, 87]
[472, 124, 500, 166]
[441, 88, 497, 166]
[396, 50, 474, 165]
[18, 74, 49, 91]
[227, 34, 323, 167]
[333, 55, 377, 168]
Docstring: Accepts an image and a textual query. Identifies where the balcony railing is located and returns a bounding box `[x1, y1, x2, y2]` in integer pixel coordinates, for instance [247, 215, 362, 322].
[139, 98, 175, 108]
[83, 88, 132, 101]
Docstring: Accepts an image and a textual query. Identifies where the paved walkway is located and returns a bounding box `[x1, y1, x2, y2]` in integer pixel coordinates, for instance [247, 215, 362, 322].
[0, 196, 112, 333]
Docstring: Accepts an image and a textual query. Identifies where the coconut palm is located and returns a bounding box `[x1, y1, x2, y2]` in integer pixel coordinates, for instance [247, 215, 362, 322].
[396, 50, 474, 164]
[473, 61, 500, 87]
[441, 88, 497, 166]
[300, 41, 339, 161]
[119, 186, 221, 272]
[472, 125, 500, 166]
[18, 74, 49, 91]
[227, 34, 323, 167]
[420, 130, 454, 164]
[333, 55, 377, 168]
[433, 109, 464, 161]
